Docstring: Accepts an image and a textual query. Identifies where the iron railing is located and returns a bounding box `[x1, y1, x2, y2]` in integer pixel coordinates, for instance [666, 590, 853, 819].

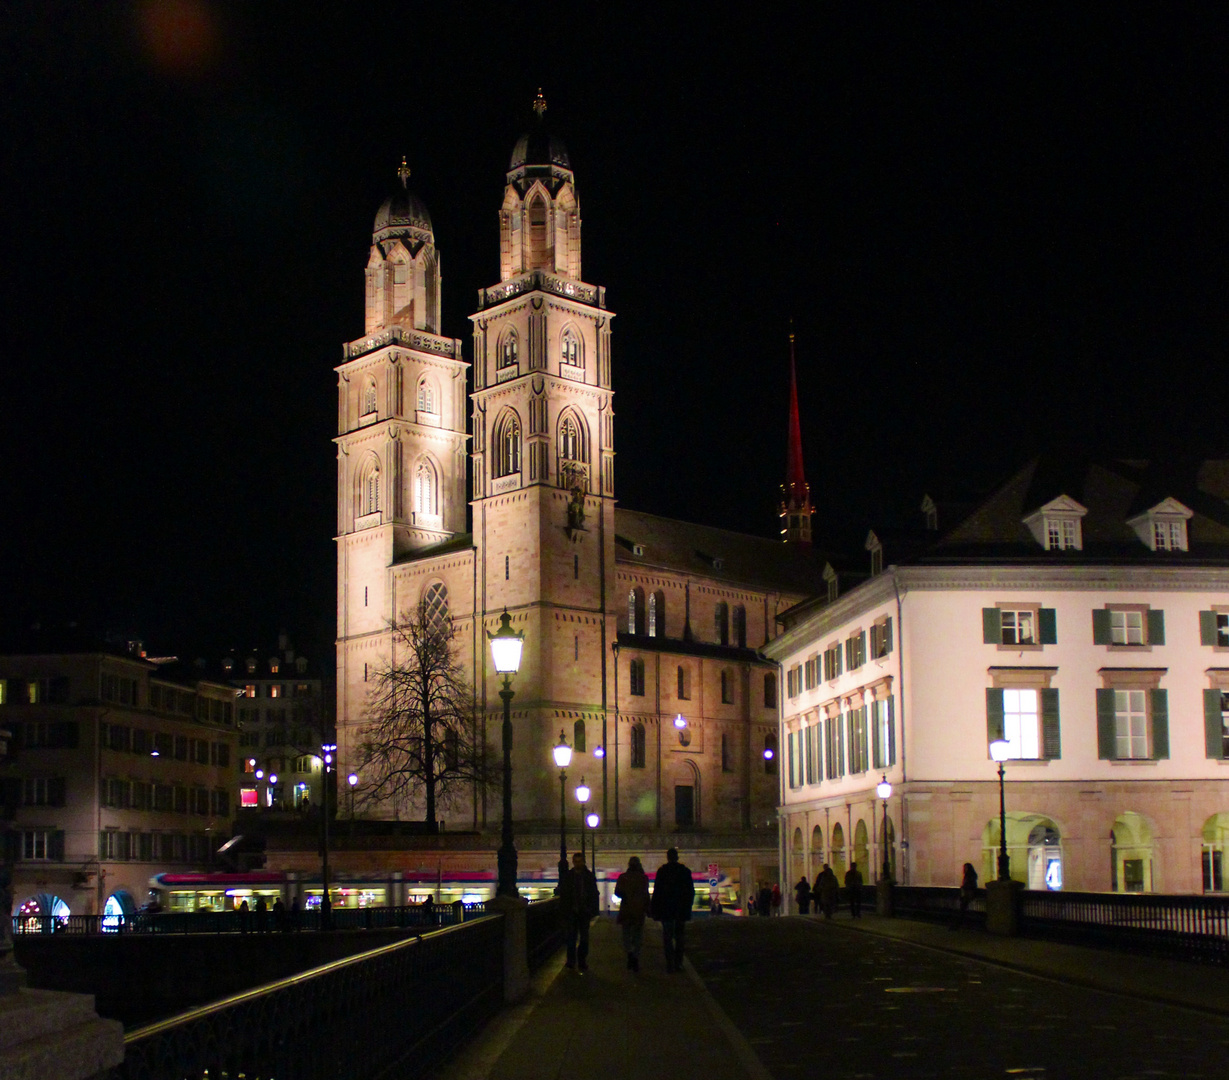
[106, 914, 505, 1080]
[887, 885, 986, 927]
[525, 896, 563, 970]
[14, 902, 485, 936]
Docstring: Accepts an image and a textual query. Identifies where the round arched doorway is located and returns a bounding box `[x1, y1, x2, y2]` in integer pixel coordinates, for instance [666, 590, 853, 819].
[982, 813, 1063, 889]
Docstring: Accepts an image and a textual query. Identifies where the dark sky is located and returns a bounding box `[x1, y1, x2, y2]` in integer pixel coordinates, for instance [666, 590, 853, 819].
[1, 4, 1226, 659]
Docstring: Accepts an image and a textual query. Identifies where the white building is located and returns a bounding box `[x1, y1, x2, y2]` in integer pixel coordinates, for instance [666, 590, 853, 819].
[764, 458, 1229, 898]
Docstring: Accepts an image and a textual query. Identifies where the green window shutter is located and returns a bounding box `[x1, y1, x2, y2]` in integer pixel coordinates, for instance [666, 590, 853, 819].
[1147, 609, 1165, 646]
[1096, 689, 1117, 759]
[835, 645, 842, 677]
[1150, 689, 1169, 759]
[836, 712, 845, 775]
[1203, 689, 1224, 760]
[982, 608, 1001, 644]
[1200, 610, 1218, 647]
[50, 830, 65, 861]
[884, 617, 893, 654]
[1040, 688, 1061, 759]
[887, 696, 896, 765]
[1092, 609, 1112, 645]
[871, 700, 882, 769]
[986, 688, 1005, 743]
[1039, 608, 1057, 645]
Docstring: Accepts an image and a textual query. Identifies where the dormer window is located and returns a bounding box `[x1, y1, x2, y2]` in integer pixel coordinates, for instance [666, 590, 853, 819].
[921, 494, 938, 531]
[1128, 498, 1192, 553]
[865, 530, 883, 576]
[269, 660, 279, 675]
[1023, 495, 1087, 552]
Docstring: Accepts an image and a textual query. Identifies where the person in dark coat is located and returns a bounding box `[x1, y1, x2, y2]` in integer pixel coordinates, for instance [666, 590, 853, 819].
[255, 896, 268, 933]
[771, 882, 782, 916]
[794, 876, 812, 915]
[954, 862, 978, 929]
[757, 884, 773, 917]
[558, 851, 600, 972]
[844, 862, 864, 918]
[238, 899, 250, 934]
[650, 847, 695, 972]
[614, 855, 650, 971]
[816, 864, 839, 919]
[273, 897, 286, 931]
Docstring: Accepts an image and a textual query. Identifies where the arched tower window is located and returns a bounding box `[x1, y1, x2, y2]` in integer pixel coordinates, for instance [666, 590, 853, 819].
[715, 602, 729, 645]
[561, 327, 582, 368]
[414, 458, 438, 517]
[573, 719, 586, 753]
[629, 658, 646, 696]
[733, 604, 747, 648]
[527, 196, 548, 269]
[422, 582, 449, 634]
[417, 378, 436, 414]
[649, 591, 666, 638]
[631, 723, 646, 768]
[362, 377, 377, 416]
[560, 415, 581, 461]
[628, 588, 646, 636]
[357, 456, 380, 517]
[493, 411, 521, 478]
[498, 330, 519, 369]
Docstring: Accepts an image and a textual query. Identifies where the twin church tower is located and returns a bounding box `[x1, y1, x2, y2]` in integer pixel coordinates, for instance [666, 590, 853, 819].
[335, 98, 820, 889]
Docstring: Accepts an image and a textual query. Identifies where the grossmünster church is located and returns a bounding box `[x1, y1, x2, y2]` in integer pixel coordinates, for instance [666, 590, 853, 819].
[333, 97, 826, 906]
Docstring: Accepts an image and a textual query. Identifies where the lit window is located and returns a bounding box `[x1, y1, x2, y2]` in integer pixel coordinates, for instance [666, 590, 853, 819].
[1153, 520, 1186, 551]
[240, 788, 258, 808]
[270, 660, 279, 675]
[1111, 610, 1144, 645]
[1115, 690, 1149, 759]
[1219, 614, 1229, 648]
[414, 459, 437, 517]
[362, 378, 377, 416]
[561, 328, 582, 368]
[1002, 688, 1041, 759]
[559, 415, 581, 462]
[417, 379, 436, 414]
[498, 331, 519, 369]
[493, 412, 521, 477]
[269, 685, 282, 699]
[1001, 610, 1036, 646]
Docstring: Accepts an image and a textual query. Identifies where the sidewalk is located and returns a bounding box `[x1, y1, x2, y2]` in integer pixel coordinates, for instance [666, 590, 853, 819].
[819, 911, 1229, 1016]
[432, 917, 770, 1080]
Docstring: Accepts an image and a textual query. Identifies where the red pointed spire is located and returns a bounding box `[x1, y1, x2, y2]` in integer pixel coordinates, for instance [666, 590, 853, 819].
[780, 323, 813, 545]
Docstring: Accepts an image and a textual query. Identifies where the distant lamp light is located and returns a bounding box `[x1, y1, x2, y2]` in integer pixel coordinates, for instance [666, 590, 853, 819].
[673, 714, 687, 729]
[255, 769, 264, 780]
[593, 745, 605, 759]
[989, 740, 1011, 763]
[324, 753, 333, 765]
[268, 774, 278, 785]
[575, 779, 590, 804]
[586, 812, 599, 829]
[487, 610, 525, 674]
[553, 734, 572, 769]
[763, 747, 774, 761]
[150, 749, 160, 757]
[347, 773, 358, 787]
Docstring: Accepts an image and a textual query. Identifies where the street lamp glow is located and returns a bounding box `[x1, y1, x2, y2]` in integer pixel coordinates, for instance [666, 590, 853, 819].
[347, 773, 358, 787]
[586, 812, 599, 829]
[593, 745, 605, 759]
[876, 777, 892, 801]
[989, 739, 1011, 763]
[268, 774, 277, 785]
[674, 714, 687, 729]
[575, 779, 590, 804]
[255, 769, 264, 780]
[487, 610, 525, 674]
[553, 732, 572, 769]
[763, 747, 774, 761]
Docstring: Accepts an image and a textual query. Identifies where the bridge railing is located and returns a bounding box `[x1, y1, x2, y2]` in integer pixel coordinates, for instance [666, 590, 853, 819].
[13, 902, 486, 937]
[882, 884, 986, 926]
[105, 914, 506, 1080]
[526, 896, 562, 970]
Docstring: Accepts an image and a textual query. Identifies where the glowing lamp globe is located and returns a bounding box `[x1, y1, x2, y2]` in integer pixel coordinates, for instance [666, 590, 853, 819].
[673, 714, 687, 729]
[487, 610, 525, 674]
[268, 774, 278, 785]
[876, 776, 892, 801]
[347, 773, 358, 787]
[576, 779, 590, 804]
[593, 745, 605, 759]
[763, 747, 774, 761]
[553, 731, 572, 769]
[255, 769, 264, 780]
[586, 812, 599, 829]
[989, 739, 1011, 763]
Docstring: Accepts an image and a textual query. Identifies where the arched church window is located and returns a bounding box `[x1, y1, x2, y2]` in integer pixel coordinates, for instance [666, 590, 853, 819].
[631, 723, 646, 768]
[493, 412, 521, 478]
[715, 602, 729, 645]
[362, 377, 377, 416]
[628, 588, 645, 636]
[733, 604, 747, 648]
[560, 416, 580, 461]
[358, 457, 380, 517]
[573, 719, 586, 753]
[414, 459, 437, 517]
[422, 582, 449, 635]
[417, 378, 436, 414]
[498, 331, 519, 369]
[561, 328, 582, 368]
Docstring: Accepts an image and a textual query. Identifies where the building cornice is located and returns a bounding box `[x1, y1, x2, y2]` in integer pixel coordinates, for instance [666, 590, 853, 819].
[341, 326, 464, 363]
[471, 270, 610, 314]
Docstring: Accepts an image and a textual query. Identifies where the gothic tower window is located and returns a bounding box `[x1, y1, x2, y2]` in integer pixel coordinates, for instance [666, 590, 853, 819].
[561, 327, 582, 368]
[560, 415, 580, 461]
[631, 723, 646, 768]
[493, 411, 522, 477]
[573, 718, 586, 753]
[362, 377, 377, 417]
[414, 458, 438, 517]
[715, 602, 729, 645]
[417, 378, 437, 414]
[498, 330, 519, 369]
[357, 456, 380, 517]
[422, 582, 449, 633]
[628, 588, 646, 636]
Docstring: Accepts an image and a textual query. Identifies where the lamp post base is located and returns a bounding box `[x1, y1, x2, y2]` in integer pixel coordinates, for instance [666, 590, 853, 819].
[496, 842, 519, 898]
[986, 878, 1023, 936]
[876, 876, 895, 917]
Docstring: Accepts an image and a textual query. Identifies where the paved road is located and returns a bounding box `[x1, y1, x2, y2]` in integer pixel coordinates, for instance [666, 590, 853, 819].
[687, 916, 1229, 1080]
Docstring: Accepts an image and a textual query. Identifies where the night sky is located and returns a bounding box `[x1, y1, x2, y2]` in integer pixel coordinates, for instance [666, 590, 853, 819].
[2, 4, 1226, 660]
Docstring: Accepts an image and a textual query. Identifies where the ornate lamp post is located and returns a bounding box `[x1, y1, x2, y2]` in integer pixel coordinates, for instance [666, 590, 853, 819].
[876, 776, 893, 882]
[585, 812, 600, 874]
[552, 732, 572, 882]
[347, 772, 358, 819]
[488, 611, 525, 897]
[990, 740, 1011, 880]
[575, 777, 590, 861]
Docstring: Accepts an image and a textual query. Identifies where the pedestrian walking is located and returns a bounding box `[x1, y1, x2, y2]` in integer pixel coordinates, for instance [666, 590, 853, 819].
[757, 884, 772, 917]
[794, 875, 812, 915]
[614, 855, 650, 971]
[845, 862, 864, 918]
[273, 897, 286, 931]
[238, 899, 250, 934]
[255, 896, 268, 933]
[816, 864, 839, 919]
[771, 882, 782, 915]
[650, 847, 695, 972]
[559, 850, 600, 972]
[953, 862, 978, 929]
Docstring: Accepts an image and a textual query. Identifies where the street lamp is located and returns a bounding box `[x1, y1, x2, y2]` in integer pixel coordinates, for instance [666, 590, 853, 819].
[990, 739, 1011, 880]
[575, 777, 590, 858]
[321, 742, 337, 927]
[347, 772, 358, 819]
[488, 610, 525, 897]
[876, 775, 893, 882]
[674, 714, 687, 729]
[552, 732, 572, 882]
[585, 811, 600, 872]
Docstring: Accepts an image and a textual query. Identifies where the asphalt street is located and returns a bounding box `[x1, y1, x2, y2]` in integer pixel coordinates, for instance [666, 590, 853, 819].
[686, 915, 1229, 1080]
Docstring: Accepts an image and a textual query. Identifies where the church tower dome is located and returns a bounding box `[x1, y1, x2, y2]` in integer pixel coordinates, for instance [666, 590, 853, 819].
[373, 157, 434, 249]
[363, 157, 441, 335]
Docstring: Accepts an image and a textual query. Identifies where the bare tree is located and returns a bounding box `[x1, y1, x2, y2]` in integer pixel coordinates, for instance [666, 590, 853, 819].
[356, 602, 494, 828]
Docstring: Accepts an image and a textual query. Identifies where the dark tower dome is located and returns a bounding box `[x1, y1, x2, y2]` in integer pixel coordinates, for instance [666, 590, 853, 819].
[373, 158, 433, 249]
[507, 91, 573, 189]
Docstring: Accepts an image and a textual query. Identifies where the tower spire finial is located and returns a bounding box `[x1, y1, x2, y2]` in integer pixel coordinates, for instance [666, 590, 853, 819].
[397, 156, 411, 189]
[533, 88, 547, 118]
[781, 321, 813, 546]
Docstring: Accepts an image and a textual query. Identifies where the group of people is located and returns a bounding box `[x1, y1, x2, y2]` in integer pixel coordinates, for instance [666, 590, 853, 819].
[792, 862, 865, 918]
[237, 894, 301, 932]
[557, 847, 695, 974]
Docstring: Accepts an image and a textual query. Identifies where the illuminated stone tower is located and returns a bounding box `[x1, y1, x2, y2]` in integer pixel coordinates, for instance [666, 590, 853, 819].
[780, 327, 813, 545]
[471, 93, 618, 823]
[335, 160, 468, 748]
